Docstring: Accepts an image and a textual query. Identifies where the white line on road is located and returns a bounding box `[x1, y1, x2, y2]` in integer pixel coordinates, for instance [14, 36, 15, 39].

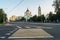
[5, 33, 11, 35]
[0, 36, 5, 38]
[8, 36, 53, 39]
[36, 26, 53, 29]
[42, 27, 53, 29]
[16, 26, 22, 29]
[5, 23, 13, 26]
[25, 26, 31, 28]
[10, 28, 17, 33]
[5, 28, 18, 36]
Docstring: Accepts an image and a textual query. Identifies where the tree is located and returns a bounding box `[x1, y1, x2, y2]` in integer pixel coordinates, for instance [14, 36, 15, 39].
[51, 14, 57, 22]
[20, 17, 26, 21]
[47, 12, 57, 22]
[41, 15, 45, 22]
[31, 15, 37, 22]
[0, 9, 7, 23]
[53, 0, 60, 12]
[28, 15, 37, 22]
[37, 16, 41, 22]
[48, 12, 53, 22]
[3, 14, 7, 23]
[56, 8, 60, 22]
[53, 0, 60, 22]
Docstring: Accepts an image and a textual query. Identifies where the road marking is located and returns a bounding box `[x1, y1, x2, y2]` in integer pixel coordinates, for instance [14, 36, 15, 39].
[10, 28, 17, 33]
[36, 27, 41, 29]
[42, 27, 53, 29]
[10, 31, 14, 33]
[16, 26, 22, 29]
[36, 26, 53, 29]
[8, 36, 53, 39]
[5, 33, 11, 35]
[5, 23, 13, 26]
[25, 26, 31, 28]
[0, 36, 5, 38]
[5, 28, 18, 36]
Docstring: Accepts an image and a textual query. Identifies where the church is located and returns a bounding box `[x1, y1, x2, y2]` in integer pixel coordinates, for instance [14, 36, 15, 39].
[24, 9, 32, 21]
[24, 6, 41, 21]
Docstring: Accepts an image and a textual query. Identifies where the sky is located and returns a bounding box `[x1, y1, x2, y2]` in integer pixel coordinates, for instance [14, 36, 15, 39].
[0, 0, 54, 19]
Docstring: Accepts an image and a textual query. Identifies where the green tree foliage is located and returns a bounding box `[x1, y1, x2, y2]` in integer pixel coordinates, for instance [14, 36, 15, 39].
[37, 16, 41, 22]
[20, 17, 26, 21]
[41, 15, 45, 22]
[28, 15, 45, 22]
[53, 0, 60, 22]
[56, 8, 60, 21]
[0, 9, 7, 23]
[53, 0, 60, 12]
[31, 15, 37, 22]
[48, 12, 53, 22]
[52, 14, 57, 22]
[47, 12, 57, 22]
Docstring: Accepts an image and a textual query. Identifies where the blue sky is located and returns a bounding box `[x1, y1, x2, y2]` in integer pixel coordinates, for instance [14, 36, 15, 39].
[0, 0, 54, 18]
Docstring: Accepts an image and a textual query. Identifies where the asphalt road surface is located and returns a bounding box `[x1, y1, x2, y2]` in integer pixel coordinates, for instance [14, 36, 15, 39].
[0, 22, 60, 40]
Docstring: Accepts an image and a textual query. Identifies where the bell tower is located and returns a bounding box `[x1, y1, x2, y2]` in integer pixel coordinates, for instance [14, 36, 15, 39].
[38, 6, 41, 16]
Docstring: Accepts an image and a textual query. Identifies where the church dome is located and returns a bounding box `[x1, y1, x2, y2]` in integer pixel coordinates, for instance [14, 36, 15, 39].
[25, 8, 30, 12]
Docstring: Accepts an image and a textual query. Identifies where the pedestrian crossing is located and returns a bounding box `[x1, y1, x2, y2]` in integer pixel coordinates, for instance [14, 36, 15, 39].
[5, 23, 53, 29]
[16, 26, 40, 29]
[16, 26, 53, 29]
[0, 28, 18, 39]
[0, 26, 53, 39]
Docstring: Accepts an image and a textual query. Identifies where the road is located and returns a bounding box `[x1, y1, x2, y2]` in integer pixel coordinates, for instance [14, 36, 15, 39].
[0, 22, 60, 40]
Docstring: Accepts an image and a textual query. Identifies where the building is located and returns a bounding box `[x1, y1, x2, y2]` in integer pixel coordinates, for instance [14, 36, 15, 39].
[17, 16, 22, 20]
[24, 9, 32, 21]
[9, 15, 17, 21]
[38, 6, 41, 16]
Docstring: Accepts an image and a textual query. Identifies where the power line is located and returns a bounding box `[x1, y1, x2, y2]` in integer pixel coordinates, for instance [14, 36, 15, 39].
[7, 0, 24, 13]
